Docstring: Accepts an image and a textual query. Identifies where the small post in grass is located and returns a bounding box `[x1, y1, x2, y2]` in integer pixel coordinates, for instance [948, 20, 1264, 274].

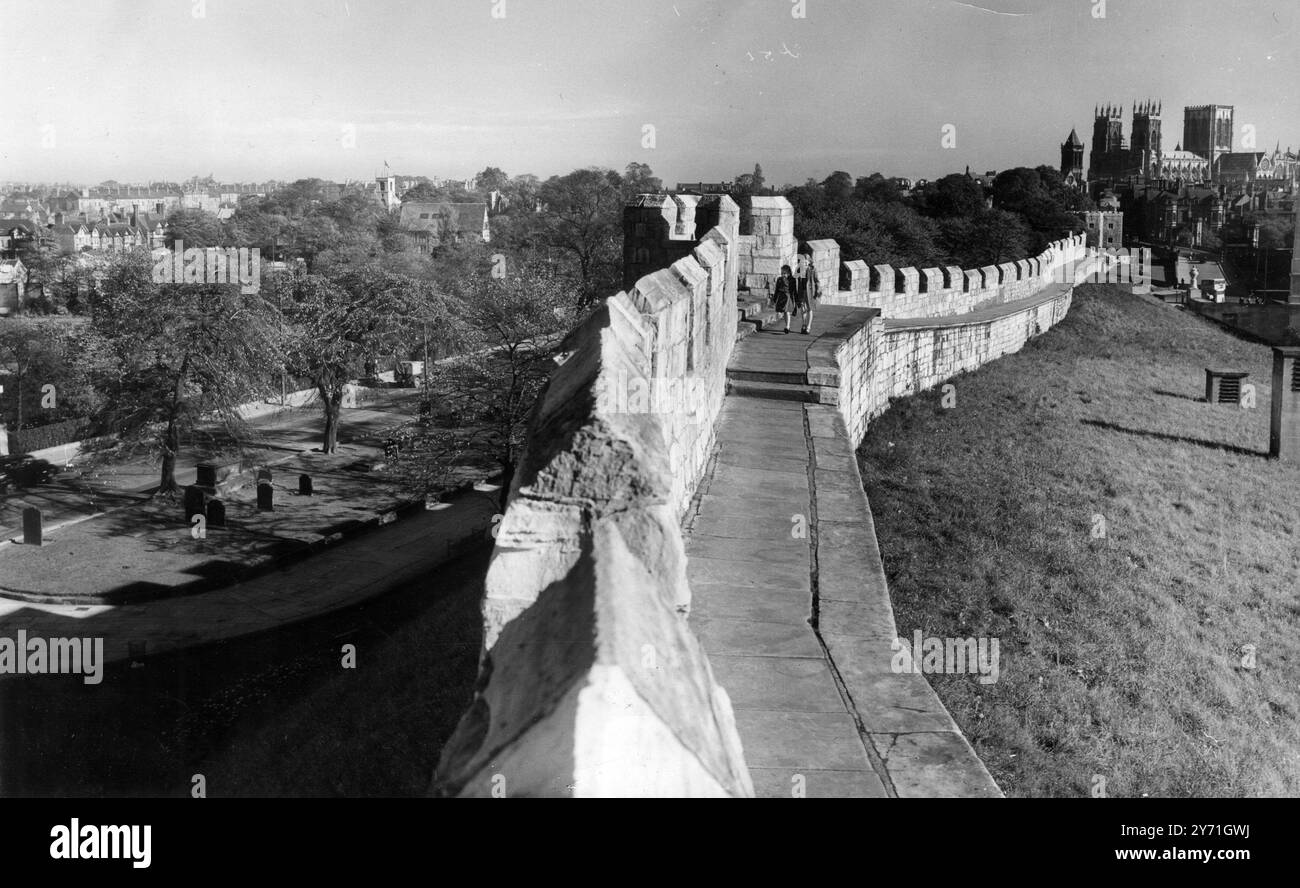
[22, 505, 42, 546]
[1269, 347, 1300, 460]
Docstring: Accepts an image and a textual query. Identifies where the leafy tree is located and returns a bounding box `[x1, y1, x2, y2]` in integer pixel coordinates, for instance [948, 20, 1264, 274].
[822, 170, 855, 203]
[399, 182, 441, 203]
[505, 173, 542, 212]
[259, 179, 329, 217]
[917, 173, 987, 218]
[537, 167, 625, 306]
[622, 162, 663, 199]
[165, 208, 224, 248]
[992, 167, 1083, 252]
[939, 209, 1032, 267]
[732, 163, 768, 234]
[854, 173, 905, 204]
[224, 202, 290, 254]
[385, 264, 577, 510]
[287, 215, 345, 268]
[0, 319, 99, 429]
[477, 166, 511, 195]
[1245, 213, 1295, 250]
[14, 240, 73, 313]
[276, 265, 442, 453]
[90, 252, 281, 494]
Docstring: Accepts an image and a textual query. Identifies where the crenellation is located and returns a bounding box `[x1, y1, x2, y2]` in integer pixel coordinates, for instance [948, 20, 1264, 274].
[842, 259, 870, 298]
[872, 264, 894, 295]
[897, 267, 920, 298]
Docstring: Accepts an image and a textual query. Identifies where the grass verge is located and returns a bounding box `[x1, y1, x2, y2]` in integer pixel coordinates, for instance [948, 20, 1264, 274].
[858, 284, 1300, 797]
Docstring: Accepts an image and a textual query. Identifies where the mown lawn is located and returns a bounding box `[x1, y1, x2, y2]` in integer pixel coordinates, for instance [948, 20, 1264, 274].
[859, 284, 1300, 797]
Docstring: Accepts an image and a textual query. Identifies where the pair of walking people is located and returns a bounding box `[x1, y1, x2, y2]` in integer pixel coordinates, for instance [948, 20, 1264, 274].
[773, 258, 819, 335]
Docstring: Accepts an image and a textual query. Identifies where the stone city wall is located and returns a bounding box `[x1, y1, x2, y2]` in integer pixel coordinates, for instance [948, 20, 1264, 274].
[433, 195, 1087, 797]
[831, 236, 1086, 446]
[433, 197, 755, 798]
[819, 234, 1088, 320]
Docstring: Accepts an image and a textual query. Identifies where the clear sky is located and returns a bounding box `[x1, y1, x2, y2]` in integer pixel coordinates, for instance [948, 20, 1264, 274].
[2, 0, 1296, 186]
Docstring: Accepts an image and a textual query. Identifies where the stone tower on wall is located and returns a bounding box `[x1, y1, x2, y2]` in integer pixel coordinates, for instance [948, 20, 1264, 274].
[623, 193, 729, 290]
[737, 196, 797, 300]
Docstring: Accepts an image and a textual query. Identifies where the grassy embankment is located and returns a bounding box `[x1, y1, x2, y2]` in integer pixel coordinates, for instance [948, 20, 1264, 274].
[859, 284, 1300, 797]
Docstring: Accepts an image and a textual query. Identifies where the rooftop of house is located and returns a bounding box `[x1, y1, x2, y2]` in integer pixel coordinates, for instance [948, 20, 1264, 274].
[398, 201, 488, 234]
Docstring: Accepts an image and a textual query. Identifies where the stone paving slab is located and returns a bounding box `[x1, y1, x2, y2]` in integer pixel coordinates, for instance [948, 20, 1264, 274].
[695, 493, 810, 521]
[689, 583, 811, 625]
[749, 767, 888, 799]
[734, 710, 875, 771]
[693, 617, 824, 658]
[686, 536, 807, 564]
[707, 655, 845, 712]
[688, 556, 810, 589]
[689, 514, 803, 540]
[869, 732, 1004, 798]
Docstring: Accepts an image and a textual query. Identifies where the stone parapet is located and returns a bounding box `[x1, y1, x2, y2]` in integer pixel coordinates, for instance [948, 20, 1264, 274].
[434, 200, 753, 798]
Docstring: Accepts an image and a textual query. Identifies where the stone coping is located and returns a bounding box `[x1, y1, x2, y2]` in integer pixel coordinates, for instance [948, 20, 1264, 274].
[881, 283, 1073, 332]
[805, 404, 1002, 797]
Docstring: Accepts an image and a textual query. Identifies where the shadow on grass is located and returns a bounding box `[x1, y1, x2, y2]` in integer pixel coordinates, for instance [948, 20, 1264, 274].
[1080, 418, 1269, 459]
[1151, 388, 1206, 404]
[0, 541, 490, 797]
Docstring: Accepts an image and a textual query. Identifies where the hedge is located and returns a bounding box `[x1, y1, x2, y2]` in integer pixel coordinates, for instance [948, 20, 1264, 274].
[9, 417, 94, 454]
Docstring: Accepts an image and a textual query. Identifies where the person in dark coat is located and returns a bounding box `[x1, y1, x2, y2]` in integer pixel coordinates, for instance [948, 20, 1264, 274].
[774, 264, 796, 334]
[794, 256, 820, 335]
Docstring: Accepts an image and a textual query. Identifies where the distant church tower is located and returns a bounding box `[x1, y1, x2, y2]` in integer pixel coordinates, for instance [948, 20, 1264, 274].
[1061, 128, 1085, 189]
[1089, 104, 1125, 181]
[377, 174, 400, 212]
[1131, 100, 1163, 178]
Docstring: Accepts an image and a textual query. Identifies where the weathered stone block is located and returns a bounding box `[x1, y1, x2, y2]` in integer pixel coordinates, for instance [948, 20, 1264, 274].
[896, 267, 919, 297]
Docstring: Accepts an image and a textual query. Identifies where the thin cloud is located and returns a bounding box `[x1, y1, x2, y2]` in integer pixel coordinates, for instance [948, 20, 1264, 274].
[950, 1, 1030, 16]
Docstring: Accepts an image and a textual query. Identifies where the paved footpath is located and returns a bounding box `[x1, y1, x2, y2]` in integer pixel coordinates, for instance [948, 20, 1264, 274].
[685, 308, 1001, 798]
[0, 492, 498, 666]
